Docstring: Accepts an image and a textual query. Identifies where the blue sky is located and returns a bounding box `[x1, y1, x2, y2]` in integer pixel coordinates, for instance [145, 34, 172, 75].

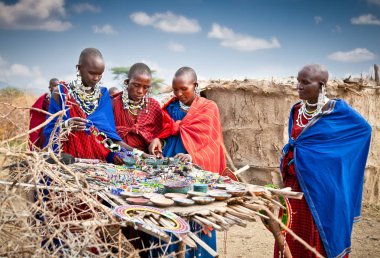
[0, 0, 379, 93]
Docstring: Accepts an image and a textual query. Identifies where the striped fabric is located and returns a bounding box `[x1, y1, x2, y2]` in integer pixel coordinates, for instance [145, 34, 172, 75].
[63, 93, 111, 161]
[158, 97, 226, 174]
[112, 93, 163, 153]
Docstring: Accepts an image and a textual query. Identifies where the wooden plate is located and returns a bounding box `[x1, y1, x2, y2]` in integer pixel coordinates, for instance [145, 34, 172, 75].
[173, 198, 195, 206]
[164, 193, 188, 199]
[187, 190, 208, 197]
[191, 196, 215, 205]
[126, 197, 150, 205]
[150, 196, 174, 207]
[208, 192, 232, 201]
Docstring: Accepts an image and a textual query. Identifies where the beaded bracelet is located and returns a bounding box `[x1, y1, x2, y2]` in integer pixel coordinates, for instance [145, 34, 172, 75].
[132, 148, 143, 157]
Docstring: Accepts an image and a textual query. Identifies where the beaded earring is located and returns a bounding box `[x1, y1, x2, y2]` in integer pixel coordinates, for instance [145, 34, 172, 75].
[122, 82, 129, 109]
[76, 69, 82, 84]
[145, 89, 151, 113]
[317, 84, 326, 107]
[195, 84, 200, 97]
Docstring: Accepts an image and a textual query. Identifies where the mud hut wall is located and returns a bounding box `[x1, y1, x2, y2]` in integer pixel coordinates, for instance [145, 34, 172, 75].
[203, 81, 380, 207]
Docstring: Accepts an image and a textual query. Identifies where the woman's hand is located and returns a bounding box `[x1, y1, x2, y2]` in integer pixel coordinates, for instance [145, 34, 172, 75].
[149, 138, 163, 158]
[113, 154, 124, 165]
[174, 153, 192, 162]
[65, 117, 88, 132]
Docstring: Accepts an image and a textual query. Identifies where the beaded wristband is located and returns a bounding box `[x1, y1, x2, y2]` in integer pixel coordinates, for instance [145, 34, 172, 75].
[132, 148, 143, 157]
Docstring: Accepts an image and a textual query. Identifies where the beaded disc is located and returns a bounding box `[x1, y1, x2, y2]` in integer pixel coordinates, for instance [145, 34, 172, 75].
[113, 205, 190, 234]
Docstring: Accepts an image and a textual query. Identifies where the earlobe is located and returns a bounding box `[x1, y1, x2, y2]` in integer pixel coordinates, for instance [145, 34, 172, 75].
[124, 79, 129, 86]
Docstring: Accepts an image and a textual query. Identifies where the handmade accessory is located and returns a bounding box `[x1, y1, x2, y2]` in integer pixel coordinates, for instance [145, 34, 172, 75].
[122, 84, 147, 115]
[114, 205, 190, 234]
[179, 100, 190, 112]
[68, 77, 101, 115]
[296, 86, 330, 128]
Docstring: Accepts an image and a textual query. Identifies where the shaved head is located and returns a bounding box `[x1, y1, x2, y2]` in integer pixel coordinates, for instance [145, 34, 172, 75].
[174, 66, 197, 82]
[128, 63, 152, 80]
[78, 48, 103, 65]
[300, 64, 329, 84]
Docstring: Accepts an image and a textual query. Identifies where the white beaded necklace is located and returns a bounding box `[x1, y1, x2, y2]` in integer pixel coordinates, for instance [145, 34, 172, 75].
[296, 97, 329, 128]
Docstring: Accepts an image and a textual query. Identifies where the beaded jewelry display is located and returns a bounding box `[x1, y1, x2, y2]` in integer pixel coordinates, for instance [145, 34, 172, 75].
[69, 72, 101, 115]
[121, 85, 148, 115]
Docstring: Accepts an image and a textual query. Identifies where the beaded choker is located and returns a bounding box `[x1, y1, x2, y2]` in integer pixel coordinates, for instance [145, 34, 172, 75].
[69, 80, 101, 115]
[179, 100, 190, 112]
[121, 90, 145, 116]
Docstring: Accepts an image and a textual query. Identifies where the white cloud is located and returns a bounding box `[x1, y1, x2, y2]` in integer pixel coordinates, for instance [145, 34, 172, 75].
[328, 48, 376, 63]
[72, 3, 101, 14]
[332, 25, 342, 32]
[92, 24, 118, 35]
[314, 16, 323, 24]
[367, 0, 380, 7]
[208, 23, 281, 52]
[130, 11, 201, 33]
[0, 55, 47, 90]
[351, 14, 380, 25]
[0, 0, 72, 31]
[168, 42, 185, 52]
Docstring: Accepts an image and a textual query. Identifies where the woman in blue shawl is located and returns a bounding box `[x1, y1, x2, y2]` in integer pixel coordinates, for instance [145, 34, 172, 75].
[269, 64, 371, 258]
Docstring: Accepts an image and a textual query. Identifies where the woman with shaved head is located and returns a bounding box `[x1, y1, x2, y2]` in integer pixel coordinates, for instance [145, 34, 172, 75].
[43, 48, 133, 163]
[149, 67, 226, 258]
[269, 64, 371, 258]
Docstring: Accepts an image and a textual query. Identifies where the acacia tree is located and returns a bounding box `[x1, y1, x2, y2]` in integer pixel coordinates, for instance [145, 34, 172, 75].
[110, 67, 166, 94]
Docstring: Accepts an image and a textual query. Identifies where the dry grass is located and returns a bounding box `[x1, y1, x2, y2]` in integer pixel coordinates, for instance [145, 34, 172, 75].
[0, 88, 36, 142]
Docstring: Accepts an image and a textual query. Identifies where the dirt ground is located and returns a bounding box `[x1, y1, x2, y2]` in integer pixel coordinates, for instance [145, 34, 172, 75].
[216, 207, 380, 258]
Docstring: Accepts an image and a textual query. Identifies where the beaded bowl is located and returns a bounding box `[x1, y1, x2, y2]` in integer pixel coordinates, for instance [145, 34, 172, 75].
[163, 181, 192, 194]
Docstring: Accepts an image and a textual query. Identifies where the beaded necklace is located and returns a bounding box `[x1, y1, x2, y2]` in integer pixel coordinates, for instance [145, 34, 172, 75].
[296, 97, 329, 127]
[121, 89, 145, 116]
[69, 80, 101, 115]
[179, 100, 190, 112]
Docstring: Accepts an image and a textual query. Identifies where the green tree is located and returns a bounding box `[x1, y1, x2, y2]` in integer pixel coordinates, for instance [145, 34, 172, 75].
[110, 66, 166, 94]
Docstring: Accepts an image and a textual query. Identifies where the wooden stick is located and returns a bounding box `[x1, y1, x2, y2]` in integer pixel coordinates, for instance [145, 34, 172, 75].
[191, 218, 212, 238]
[233, 165, 250, 176]
[266, 188, 304, 199]
[193, 215, 222, 231]
[222, 217, 236, 227]
[0, 180, 100, 193]
[226, 208, 255, 222]
[223, 213, 247, 227]
[179, 234, 197, 249]
[187, 232, 219, 258]
[210, 212, 229, 226]
[1, 110, 64, 144]
[229, 205, 257, 216]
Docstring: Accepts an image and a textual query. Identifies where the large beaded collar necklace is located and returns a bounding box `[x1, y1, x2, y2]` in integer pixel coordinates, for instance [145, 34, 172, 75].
[296, 97, 329, 128]
[121, 87, 145, 116]
[69, 79, 101, 115]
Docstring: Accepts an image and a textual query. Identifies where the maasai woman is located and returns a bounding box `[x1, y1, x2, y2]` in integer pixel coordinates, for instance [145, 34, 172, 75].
[29, 78, 59, 150]
[44, 48, 139, 163]
[149, 67, 226, 174]
[112, 63, 162, 154]
[149, 67, 226, 258]
[269, 64, 371, 258]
